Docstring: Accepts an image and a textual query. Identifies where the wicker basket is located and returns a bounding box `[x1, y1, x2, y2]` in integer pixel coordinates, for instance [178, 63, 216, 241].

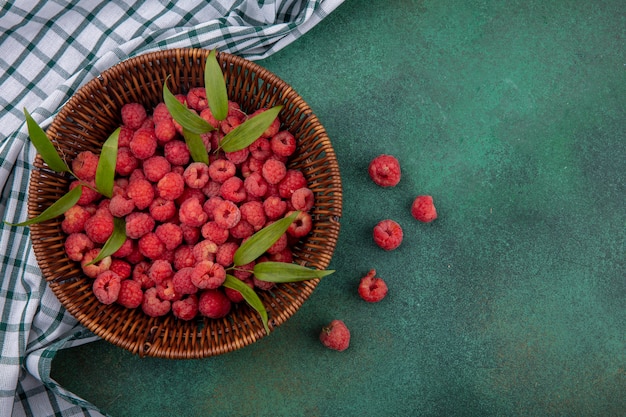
[28, 48, 342, 358]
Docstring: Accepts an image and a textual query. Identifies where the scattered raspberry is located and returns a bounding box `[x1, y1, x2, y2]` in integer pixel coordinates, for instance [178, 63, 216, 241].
[126, 178, 154, 210]
[368, 154, 401, 187]
[290, 187, 314, 212]
[172, 267, 198, 295]
[240, 201, 266, 231]
[117, 279, 143, 309]
[157, 172, 185, 201]
[163, 140, 190, 166]
[125, 212, 155, 239]
[198, 289, 231, 319]
[130, 128, 157, 160]
[108, 194, 135, 217]
[213, 200, 241, 229]
[278, 169, 307, 199]
[261, 158, 287, 185]
[191, 260, 226, 289]
[215, 242, 239, 267]
[319, 320, 350, 351]
[81, 249, 112, 279]
[179, 197, 208, 227]
[183, 162, 210, 189]
[155, 223, 183, 251]
[84, 212, 114, 244]
[92, 270, 122, 305]
[61, 205, 92, 234]
[72, 151, 99, 181]
[263, 195, 287, 220]
[142, 287, 171, 317]
[121, 103, 147, 130]
[270, 131, 296, 157]
[373, 219, 403, 251]
[201, 221, 230, 245]
[358, 269, 388, 303]
[411, 195, 437, 223]
[220, 176, 246, 203]
[286, 211, 313, 238]
[64, 233, 94, 262]
[172, 295, 199, 320]
[143, 156, 171, 182]
[208, 158, 236, 183]
[149, 197, 177, 222]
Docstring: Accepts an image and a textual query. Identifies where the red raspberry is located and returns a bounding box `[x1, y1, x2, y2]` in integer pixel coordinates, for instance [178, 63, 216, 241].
[172, 295, 199, 320]
[225, 147, 249, 165]
[269, 247, 293, 264]
[149, 197, 176, 222]
[263, 195, 287, 220]
[173, 245, 196, 270]
[109, 259, 132, 280]
[216, 242, 239, 267]
[270, 131, 296, 157]
[199, 108, 220, 130]
[116, 279, 143, 309]
[129, 168, 146, 182]
[138, 232, 165, 259]
[72, 151, 99, 181]
[202, 196, 224, 220]
[125, 212, 155, 239]
[113, 178, 129, 197]
[157, 172, 185, 201]
[112, 238, 134, 258]
[155, 223, 183, 251]
[358, 269, 388, 303]
[156, 278, 182, 302]
[186, 87, 208, 111]
[180, 224, 201, 245]
[147, 257, 174, 285]
[142, 287, 171, 317]
[286, 211, 313, 238]
[248, 137, 271, 160]
[92, 270, 122, 305]
[191, 260, 226, 289]
[164, 140, 191, 166]
[172, 267, 198, 295]
[81, 249, 112, 279]
[240, 201, 266, 231]
[130, 128, 157, 160]
[64, 233, 94, 261]
[127, 178, 154, 210]
[143, 156, 171, 182]
[108, 194, 135, 217]
[118, 126, 134, 147]
[183, 162, 210, 189]
[176, 187, 206, 209]
[61, 205, 92, 234]
[213, 200, 241, 229]
[208, 158, 236, 183]
[411, 195, 437, 223]
[266, 232, 288, 254]
[291, 187, 315, 212]
[319, 320, 350, 351]
[84, 212, 114, 244]
[241, 157, 264, 178]
[132, 261, 154, 289]
[155, 119, 177, 144]
[220, 176, 246, 203]
[200, 221, 230, 245]
[224, 284, 247, 303]
[251, 108, 280, 138]
[125, 243, 146, 265]
[179, 198, 208, 227]
[253, 275, 275, 291]
[232, 261, 255, 280]
[152, 102, 172, 125]
[121, 103, 147, 130]
[368, 154, 401, 187]
[261, 158, 287, 185]
[278, 170, 307, 199]
[192, 239, 218, 262]
[70, 180, 101, 206]
[201, 180, 221, 198]
[230, 219, 254, 240]
[243, 172, 268, 198]
[373, 219, 403, 251]
[220, 115, 243, 134]
[198, 289, 231, 319]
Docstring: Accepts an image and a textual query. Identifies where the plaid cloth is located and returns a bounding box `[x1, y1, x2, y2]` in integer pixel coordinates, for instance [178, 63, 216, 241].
[0, 1, 344, 416]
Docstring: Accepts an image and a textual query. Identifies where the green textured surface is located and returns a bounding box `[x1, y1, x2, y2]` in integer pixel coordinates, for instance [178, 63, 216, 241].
[51, 0, 625, 416]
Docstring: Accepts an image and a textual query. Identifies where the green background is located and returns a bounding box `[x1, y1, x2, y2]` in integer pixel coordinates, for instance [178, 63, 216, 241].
[52, 0, 625, 416]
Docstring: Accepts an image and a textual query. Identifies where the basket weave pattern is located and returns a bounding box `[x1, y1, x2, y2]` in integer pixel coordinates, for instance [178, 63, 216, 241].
[28, 49, 342, 358]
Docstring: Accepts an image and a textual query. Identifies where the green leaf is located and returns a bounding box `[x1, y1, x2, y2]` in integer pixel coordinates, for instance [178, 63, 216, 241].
[5, 185, 82, 227]
[163, 78, 215, 134]
[219, 106, 283, 153]
[87, 217, 126, 265]
[182, 128, 209, 164]
[24, 108, 69, 173]
[253, 262, 335, 283]
[233, 211, 299, 266]
[95, 127, 120, 198]
[223, 274, 269, 334]
[204, 50, 228, 121]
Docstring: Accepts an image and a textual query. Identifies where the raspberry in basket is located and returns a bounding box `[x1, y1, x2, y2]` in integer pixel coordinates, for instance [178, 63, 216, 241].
[148, 259, 174, 286]
[319, 319, 350, 352]
[358, 269, 388, 303]
[143, 155, 171, 183]
[270, 130, 297, 157]
[173, 245, 196, 271]
[286, 211, 313, 238]
[215, 242, 239, 267]
[117, 279, 143, 309]
[149, 197, 176, 222]
[121, 102, 147, 130]
[163, 139, 191, 166]
[115, 147, 139, 176]
[261, 158, 287, 185]
[198, 289, 231, 319]
[92, 270, 122, 305]
[172, 267, 198, 295]
[201, 221, 229, 245]
[263, 195, 287, 220]
[64, 232, 94, 262]
[220, 176, 246, 203]
[179, 197, 208, 228]
[61, 204, 92, 234]
[291, 187, 314, 212]
[249, 137, 271, 161]
[278, 169, 307, 199]
[155, 119, 177, 144]
[172, 295, 199, 321]
[183, 162, 210, 189]
[109, 259, 132, 280]
[240, 200, 266, 231]
[208, 158, 236, 183]
[368, 154, 401, 187]
[213, 200, 241, 229]
[72, 151, 99, 182]
[130, 128, 157, 160]
[109, 194, 135, 218]
[157, 172, 185, 201]
[411, 195, 438, 223]
[142, 287, 171, 317]
[155, 222, 183, 251]
[191, 260, 226, 289]
[373, 219, 403, 251]
[127, 178, 155, 210]
[244, 172, 268, 198]
[84, 211, 114, 244]
[125, 212, 155, 240]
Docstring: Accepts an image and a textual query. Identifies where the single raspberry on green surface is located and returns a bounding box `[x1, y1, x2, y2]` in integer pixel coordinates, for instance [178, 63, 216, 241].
[358, 269, 388, 303]
[368, 154, 401, 187]
[373, 219, 403, 251]
[411, 195, 438, 223]
[92, 270, 122, 305]
[319, 320, 350, 352]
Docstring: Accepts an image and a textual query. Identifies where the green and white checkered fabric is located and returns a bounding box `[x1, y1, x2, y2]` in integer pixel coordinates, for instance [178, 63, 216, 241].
[0, 1, 343, 416]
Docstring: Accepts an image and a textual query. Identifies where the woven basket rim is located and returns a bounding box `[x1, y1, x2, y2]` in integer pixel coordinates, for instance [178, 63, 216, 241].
[28, 48, 342, 359]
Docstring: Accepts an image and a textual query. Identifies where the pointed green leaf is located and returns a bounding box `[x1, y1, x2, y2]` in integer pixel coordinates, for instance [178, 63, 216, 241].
[204, 50, 228, 121]
[95, 127, 120, 198]
[223, 274, 269, 334]
[182, 128, 209, 164]
[219, 106, 283, 153]
[163, 78, 215, 134]
[253, 262, 335, 283]
[24, 108, 69, 173]
[5, 185, 82, 227]
[87, 217, 126, 265]
[233, 211, 299, 266]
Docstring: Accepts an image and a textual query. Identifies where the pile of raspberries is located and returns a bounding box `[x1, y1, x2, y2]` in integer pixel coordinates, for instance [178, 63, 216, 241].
[62, 89, 314, 321]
